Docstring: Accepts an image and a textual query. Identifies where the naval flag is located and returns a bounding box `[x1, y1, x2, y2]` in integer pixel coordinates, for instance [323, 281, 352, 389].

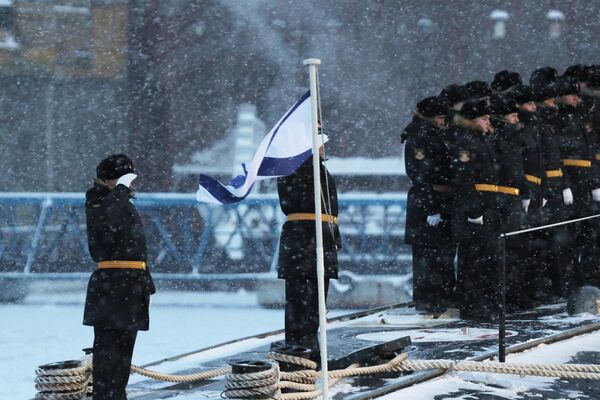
[196, 91, 320, 204]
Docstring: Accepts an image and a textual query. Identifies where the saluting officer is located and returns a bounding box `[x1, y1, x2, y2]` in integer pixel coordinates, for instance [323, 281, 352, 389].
[449, 99, 501, 321]
[277, 141, 340, 362]
[402, 96, 455, 315]
[83, 154, 155, 400]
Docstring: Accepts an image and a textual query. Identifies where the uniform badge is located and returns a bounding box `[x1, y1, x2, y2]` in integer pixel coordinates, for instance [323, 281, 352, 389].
[414, 148, 425, 160]
[458, 150, 470, 162]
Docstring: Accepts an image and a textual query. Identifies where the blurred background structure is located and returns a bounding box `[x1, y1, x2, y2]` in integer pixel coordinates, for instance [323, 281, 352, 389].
[0, 0, 598, 193]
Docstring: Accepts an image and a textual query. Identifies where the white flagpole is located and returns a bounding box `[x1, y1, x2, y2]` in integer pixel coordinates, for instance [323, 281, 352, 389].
[303, 57, 329, 398]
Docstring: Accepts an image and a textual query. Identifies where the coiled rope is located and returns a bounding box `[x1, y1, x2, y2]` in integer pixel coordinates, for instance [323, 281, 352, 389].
[35, 350, 600, 399]
[223, 361, 281, 399]
[34, 358, 92, 400]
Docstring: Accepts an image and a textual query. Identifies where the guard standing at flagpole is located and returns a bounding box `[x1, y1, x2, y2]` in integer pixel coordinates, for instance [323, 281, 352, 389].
[276, 131, 340, 363]
[83, 154, 155, 400]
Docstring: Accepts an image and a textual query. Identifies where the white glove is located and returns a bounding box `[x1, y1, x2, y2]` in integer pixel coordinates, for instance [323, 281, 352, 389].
[592, 188, 600, 202]
[562, 188, 574, 205]
[467, 215, 483, 225]
[116, 173, 137, 188]
[522, 199, 531, 212]
[542, 198, 548, 208]
[426, 213, 442, 226]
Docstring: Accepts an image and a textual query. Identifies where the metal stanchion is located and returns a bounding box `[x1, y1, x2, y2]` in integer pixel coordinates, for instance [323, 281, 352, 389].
[498, 234, 507, 362]
[495, 212, 600, 363]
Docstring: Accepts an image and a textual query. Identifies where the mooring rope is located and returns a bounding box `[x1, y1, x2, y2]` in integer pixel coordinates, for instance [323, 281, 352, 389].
[34, 349, 600, 399]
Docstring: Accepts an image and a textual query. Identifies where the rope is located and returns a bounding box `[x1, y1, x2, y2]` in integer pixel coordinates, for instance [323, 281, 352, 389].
[34, 358, 92, 400]
[222, 363, 281, 399]
[130, 364, 231, 383]
[35, 349, 600, 399]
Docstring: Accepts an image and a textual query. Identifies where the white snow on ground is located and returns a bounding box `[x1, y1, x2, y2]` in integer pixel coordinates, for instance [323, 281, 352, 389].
[380, 328, 600, 400]
[0, 282, 285, 399]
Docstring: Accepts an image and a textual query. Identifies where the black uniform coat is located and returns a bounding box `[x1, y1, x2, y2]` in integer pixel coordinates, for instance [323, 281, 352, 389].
[83, 183, 155, 331]
[519, 111, 545, 225]
[537, 106, 570, 223]
[492, 120, 529, 233]
[277, 156, 341, 280]
[403, 115, 453, 244]
[556, 104, 600, 216]
[449, 125, 502, 242]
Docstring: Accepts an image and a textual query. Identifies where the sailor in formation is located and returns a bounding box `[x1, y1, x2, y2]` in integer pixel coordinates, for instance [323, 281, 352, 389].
[404, 64, 600, 322]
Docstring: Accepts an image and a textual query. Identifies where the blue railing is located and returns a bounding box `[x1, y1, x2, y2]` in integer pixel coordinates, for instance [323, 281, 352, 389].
[0, 192, 409, 280]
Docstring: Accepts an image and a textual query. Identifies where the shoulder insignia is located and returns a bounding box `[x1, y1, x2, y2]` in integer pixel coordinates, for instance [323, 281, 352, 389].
[458, 150, 470, 162]
[414, 148, 425, 160]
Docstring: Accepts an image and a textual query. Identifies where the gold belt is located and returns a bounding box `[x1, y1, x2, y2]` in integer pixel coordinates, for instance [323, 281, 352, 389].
[432, 184, 452, 192]
[474, 184, 520, 196]
[98, 261, 146, 270]
[545, 169, 563, 178]
[524, 174, 542, 185]
[563, 159, 592, 168]
[287, 213, 338, 225]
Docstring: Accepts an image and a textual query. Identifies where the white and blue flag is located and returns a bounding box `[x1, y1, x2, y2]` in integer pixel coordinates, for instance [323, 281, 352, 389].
[196, 91, 320, 204]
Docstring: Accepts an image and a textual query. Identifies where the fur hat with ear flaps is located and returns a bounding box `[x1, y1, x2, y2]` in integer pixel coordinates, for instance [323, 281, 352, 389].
[509, 84, 535, 104]
[96, 154, 134, 180]
[458, 98, 491, 120]
[530, 67, 558, 87]
[491, 70, 522, 93]
[490, 95, 519, 116]
[465, 80, 492, 99]
[439, 84, 469, 106]
[416, 96, 449, 118]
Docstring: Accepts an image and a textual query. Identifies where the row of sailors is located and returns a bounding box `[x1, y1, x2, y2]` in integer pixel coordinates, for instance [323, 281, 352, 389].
[402, 64, 600, 321]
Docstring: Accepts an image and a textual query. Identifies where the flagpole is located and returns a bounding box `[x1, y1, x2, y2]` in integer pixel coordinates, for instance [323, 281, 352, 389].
[303, 57, 329, 398]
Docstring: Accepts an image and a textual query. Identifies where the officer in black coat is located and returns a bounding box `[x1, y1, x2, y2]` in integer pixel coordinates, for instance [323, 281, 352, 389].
[555, 76, 600, 289]
[402, 96, 455, 314]
[490, 95, 535, 310]
[530, 82, 577, 300]
[83, 154, 155, 400]
[449, 99, 502, 321]
[510, 85, 550, 300]
[277, 146, 340, 358]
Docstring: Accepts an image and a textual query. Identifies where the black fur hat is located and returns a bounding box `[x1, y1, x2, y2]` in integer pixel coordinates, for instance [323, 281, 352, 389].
[491, 70, 522, 93]
[530, 67, 558, 87]
[416, 96, 448, 118]
[586, 65, 600, 89]
[555, 76, 580, 96]
[465, 80, 492, 99]
[490, 95, 519, 116]
[563, 64, 588, 83]
[509, 85, 535, 104]
[533, 84, 557, 102]
[96, 154, 134, 180]
[439, 84, 469, 106]
[459, 98, 491, 120]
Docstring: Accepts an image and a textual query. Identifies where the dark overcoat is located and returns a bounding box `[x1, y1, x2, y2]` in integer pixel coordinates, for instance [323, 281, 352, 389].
[403, 116, 453, 244]
[556, 104, 600, 217]
[449, 125, 502, 242]
[83, 183, 155, 331]
[491, 120, 528, 233]
[277, 156, 341, 280]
